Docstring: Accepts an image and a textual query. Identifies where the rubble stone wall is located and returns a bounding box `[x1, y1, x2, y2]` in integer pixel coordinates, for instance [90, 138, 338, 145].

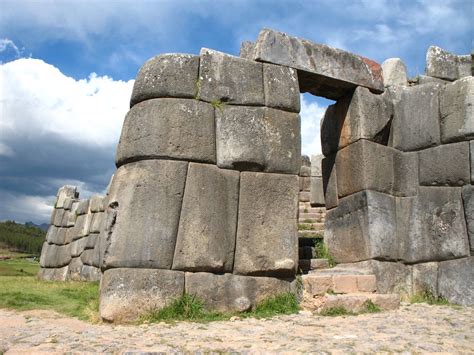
[38, 186, 106, 282]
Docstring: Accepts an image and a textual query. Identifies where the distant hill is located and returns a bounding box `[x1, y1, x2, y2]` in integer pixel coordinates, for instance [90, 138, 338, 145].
[0, 221, 46, 255]
[25, 221, 49, 232]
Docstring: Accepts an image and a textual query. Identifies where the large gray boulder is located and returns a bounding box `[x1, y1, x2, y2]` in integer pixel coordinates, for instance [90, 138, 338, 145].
[233, 172, 299, 277]
[310, 177, 325, 207]
[397, 187, 470, 263]
[322, 155, 338, 209]
[39, 242, 72, 268]
[198, 48, 264, 105]
[462, 185, 474, 254]
[263, 63, 300, 112]
[251, 29, 384, 99]
[102, 160, 188, 270]
[438, 257, 474, 306]
[381, 58, 408, 87]
[321, 87, 392, 156]
[412, 262, 439, 297]
[38, 266, 69, 281]
[116, 98, 216, 167]
[389, 83, 442, 151]
[185, 272, 292, 312]
[55, 186, 78, 209]
[439, 77, 474, 143]
[418, 142, 470, 186]
[75, 199, 90, 216]
[90, 196, 106, 213]
[471, 141, 474, 183]
[45, 226, 72, 245]
[215, 106, 300, 174]
[89, 212, 105, 233]
[70, 237, 88, 257]
[80, 265, 101, 282]
[325, 190, 398, 263]
[130, 54, 199, 107]
[68, 257, 84, 281]
[426, 46, 471, 81]
[100, 268, 185, 322]
[172, 163, 239, 272]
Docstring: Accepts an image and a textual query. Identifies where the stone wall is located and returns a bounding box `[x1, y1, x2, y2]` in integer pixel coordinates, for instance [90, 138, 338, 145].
[323, 47, 473, 306]
[38, 186, 105, 282]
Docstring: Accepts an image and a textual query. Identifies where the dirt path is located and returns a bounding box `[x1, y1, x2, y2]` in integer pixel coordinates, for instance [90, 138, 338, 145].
[1, 303, 473, 353]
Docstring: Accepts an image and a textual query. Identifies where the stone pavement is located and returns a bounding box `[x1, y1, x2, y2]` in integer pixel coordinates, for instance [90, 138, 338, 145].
[1, 304, 473, 353]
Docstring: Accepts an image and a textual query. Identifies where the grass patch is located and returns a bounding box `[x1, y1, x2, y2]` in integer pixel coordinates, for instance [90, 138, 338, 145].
[320, 306, 353, 316]
[0, 257, 40, 276]
[211, 100, 225, 112]
[362, 299, 382, 313]
[141, 292, 299, 323]
[313, 241, 336, 267]
[298, 223, 313, 231]
[410, 290, 450, 306]
[0, 276, 99, 321]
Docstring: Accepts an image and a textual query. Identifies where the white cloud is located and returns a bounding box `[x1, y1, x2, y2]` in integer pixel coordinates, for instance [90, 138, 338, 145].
[300, 94, 327, 157]
[0, 38, 20, 55]
[0, 58, 134, 148]
[0, 189, 55, 224]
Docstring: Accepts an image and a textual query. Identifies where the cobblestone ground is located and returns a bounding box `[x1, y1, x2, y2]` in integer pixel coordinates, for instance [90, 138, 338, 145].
[1, 303, 473, 353]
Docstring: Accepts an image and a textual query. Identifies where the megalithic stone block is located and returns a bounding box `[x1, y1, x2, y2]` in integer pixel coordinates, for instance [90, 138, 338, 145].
[116, 98, 216, 167]
[130, 54, 200, 107]
[39, 242, 72, 268]
[198, 48, 264, 106]
[90, 195, 106, 213]
[55, 185, 78, 209]
[426, 46, 471, 81]
[262, 63, 300, 112]
[102, 160, 188, 270]
[89, 212, 105, 233]
[381, 58, 408, 87]
[412, 262, 439, 298]
[215, 106, 300, 174]
[397, 187, 470, 263]
[68, 257, 84, 281]
[439, 77, 474, 143]
[471, 141, 474, 184]
[172, 163, 239, 273]
[233, 172, 298, 277]
[322, 154, 339, 209]
[418, 142, 470, 186]
[80, 265, 101, 282]
[100, 268, 185, 322]
[311, 154, 323, 177]
[438, 257, 474, 306]
[320, 86, 392, 156]
[38, 266, 69, 281]
[70, 237, 88, 258]
[75, 199, 90, 215]
[46, 226, 72, 245]
[310, 177, 325, 207]
[299, 176, 310, 191]
[185, 272, 292, 312]
[325, 190, 398, 263]
[462, 185, 474, 254]
[389, 82, 441, 151]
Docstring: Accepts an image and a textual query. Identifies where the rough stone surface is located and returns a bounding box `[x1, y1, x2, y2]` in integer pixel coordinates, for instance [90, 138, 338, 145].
[185, 272, 292, 312]
[461, 185, 474, 254]
[70, 214, 91, 240]
[322, 155, 338, 209]
[130, 54, 199, 107]
[321, 87, 393, 156]
[412, 262, 439, 297]
[310, 177, 324, 207]
[75, 200, 90, 216]
[102, 160, 188, 270]
[70, 237, 88, 258]
[438, 257, 474, 306]
[39, 243, 72, 268]
[100, 268, 185, 322]
[85, 233, 98, 250]
[252, 29, 384, 99]
[37, 266, 69, 281]
[233, 172, 298, 277]
[67, 257, 84, 281]
[426, 46, 462, 81]
[382, 58, 408, 87]
[418, 142, 470, 186]
[90, 196, 106, 213]
[89, 212, 105, 234]
[45, 226, 71, 246]
[263, 63, 300, 112]
[471, 141, 474, 184]
[198, 48, 264, 105]
[172, 163, 239, 272]
[397, 187, 470, 263]
[457, 55, 472, 78]
[216, 106, 300, 174]
[310, 154, 322, 177]
[80, 265, 101, 281]
[299, 176, 310, 191]
[325, 190, 398, 263]
[239, 41, 256, 60]
[335, 140, 417, 198]
[55, 186, 77, 209]
[116, 98, 216, 167]
[439, 77, 474, 143]
[389, 83, 441, 151]
[415, 75, 449, 86]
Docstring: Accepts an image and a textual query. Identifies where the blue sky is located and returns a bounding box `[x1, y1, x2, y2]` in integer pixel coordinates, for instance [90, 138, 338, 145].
[0, 0, 472, 223]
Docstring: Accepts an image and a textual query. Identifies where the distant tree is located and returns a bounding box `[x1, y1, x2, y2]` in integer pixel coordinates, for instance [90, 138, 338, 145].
[0, 221, 46, 255]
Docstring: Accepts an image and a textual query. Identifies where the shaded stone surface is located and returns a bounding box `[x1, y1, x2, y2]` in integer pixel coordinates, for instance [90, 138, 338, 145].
[80, 265, 101, 282]
[252, 29, 384, 99]
[116, 98, 215, 167]
[172, 163, 239, 272]
[412, 262, 438, 297]
[102, 160, 188, 270]
[263, 63, 300, 112]
[471, 141, 474, 184]
[425, 46, 470, 81]
[39, 243, 72, 268]
[439, 77, 474, 143]
[198, 48, 264, 105]
[130, 54, 199, 107]
[70, 237, 88, 257]
[325, 190, 398, 263]
[389, 83, 441, 151]
[233, 172, 298, 277]
[55, 186, 78, 209]
[438, 257, 474, 306]
[462, 185, 474, 254]
[185, 272, 292, 312]
[68, 257, 84, 281]
[37, 265, 69, 281]
[310, 177, 324, 207]
[381, 58, 408, 87]
[100, 268, 185, 322]
[322, 155, 338, 209]
[76, 199, 90, 216]
[45, 226, 72, 246]
[321, 87, 393, 156]
[418, 142, 470, 186]
[89, 212, 105, 233]
[216, 106, 300, 174]
[397, 187, 470, 263]
[90, 196, 106, 213]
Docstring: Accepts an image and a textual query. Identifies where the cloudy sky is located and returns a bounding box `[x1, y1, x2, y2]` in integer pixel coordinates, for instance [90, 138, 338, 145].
[0, 0, 472, 224]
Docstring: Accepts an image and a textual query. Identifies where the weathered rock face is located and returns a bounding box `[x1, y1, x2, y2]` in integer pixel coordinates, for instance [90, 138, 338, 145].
[251, 28, 384, 99]
[438, 257, 474, 306]
[462, 185, 474, 254]
[381, 58, 408, 87]
[426, 46, 472, 81]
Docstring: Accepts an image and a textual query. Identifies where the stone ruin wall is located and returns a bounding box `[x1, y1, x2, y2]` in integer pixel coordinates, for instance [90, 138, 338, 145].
[38, 29, 473, 318]
[38, 186, 106, 282]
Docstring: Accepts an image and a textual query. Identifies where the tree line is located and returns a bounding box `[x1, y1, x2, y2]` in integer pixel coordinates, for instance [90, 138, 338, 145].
[0, 221, 46, 255]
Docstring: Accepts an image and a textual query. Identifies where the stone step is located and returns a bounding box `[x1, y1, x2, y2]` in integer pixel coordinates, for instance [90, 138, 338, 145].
[299, 207, 326, 214]
[298, 230, 324, 238]
[302, 293, 400, 313]
[299, 258, 329, 272]
[299, 213, 320, 220]
[298, 222, 325, 230]
[302, 273, 377, 296]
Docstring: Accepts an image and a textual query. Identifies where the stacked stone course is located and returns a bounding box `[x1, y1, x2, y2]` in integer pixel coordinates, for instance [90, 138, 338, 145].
[38, 186, 106, 282]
